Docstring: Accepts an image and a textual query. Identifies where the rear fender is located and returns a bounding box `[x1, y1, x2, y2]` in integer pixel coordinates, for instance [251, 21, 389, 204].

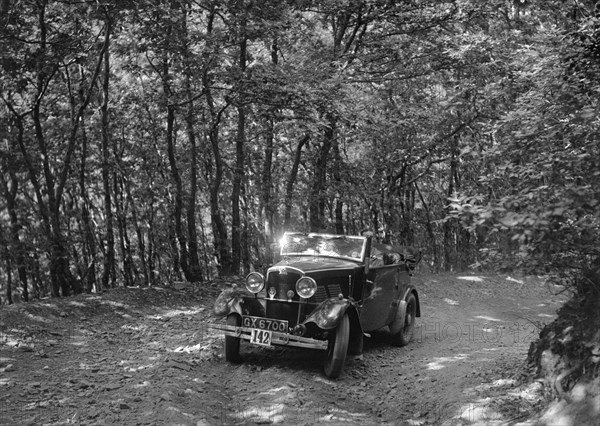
[400, 287, 421, 317]
[213, 286, 265, 318]
[389, 288, 420, 334]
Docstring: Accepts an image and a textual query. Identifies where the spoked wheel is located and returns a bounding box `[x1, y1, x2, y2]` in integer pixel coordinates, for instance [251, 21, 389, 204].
[225, 314, 242, 363]
[390, 293, 417, 347]
[323, 314, 350, 379]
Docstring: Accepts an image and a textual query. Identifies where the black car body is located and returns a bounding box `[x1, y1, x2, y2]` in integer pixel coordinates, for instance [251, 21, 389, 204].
[210, 232, 421, 378]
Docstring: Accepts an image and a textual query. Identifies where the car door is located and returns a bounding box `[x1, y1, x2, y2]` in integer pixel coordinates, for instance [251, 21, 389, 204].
[359, 263, 403, 332]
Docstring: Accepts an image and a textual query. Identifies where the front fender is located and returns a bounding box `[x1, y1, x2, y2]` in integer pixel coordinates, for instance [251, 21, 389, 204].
[303, 298, 356, 330]
[213, 286, 265, 318]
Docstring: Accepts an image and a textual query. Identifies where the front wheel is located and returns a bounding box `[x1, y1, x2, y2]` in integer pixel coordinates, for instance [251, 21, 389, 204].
[225, 314, 242, 363]
[390, 293, 417, 347]
[323, 314, 350, 379]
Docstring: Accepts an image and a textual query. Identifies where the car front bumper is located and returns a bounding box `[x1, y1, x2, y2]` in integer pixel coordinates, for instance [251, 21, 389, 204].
[208, 323, 329, 350]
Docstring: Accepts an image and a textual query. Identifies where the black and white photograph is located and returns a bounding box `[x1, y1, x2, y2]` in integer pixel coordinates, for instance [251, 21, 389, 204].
[1, 1, 599, 424]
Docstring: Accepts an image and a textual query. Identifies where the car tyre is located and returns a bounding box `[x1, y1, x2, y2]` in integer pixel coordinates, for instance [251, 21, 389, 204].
[225, 314, 242, 363]
[390, 293, 417, 347]
[323, 313, 350, 379]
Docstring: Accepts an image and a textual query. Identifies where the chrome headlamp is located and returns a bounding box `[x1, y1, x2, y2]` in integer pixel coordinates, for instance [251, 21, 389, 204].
[245, 272, 265, 294]
[295, 276, 317, 299]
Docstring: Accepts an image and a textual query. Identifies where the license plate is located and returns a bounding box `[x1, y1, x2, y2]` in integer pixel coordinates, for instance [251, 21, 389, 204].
[242, 316, 288, 347]
[250, 329, 272, 346]
[242, 316, 288, 333]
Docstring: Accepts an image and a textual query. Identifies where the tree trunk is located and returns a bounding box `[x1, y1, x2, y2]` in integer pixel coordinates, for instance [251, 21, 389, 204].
[231, 105, 245, 274]
[181, 2, 202, 282]
[6, 191, 28, 301]
[147, 204, 157, 285]
[165, 97, 189, 279]
[241, 184, 251, 275]
[161, 11, 192, 281]
[184, 92, 202, 282]
[198, 208, 213, 281]
[203, 5, 232, 276]
[260, 35, 278, 263]
[332, 136, 344, 235]
[310, 114, 336, 231]
[261, 117, 275, 264]
[415, 181, 438, 270]
[205, 108, 232, 276]
[33, 2, 60, 296]
[443, 136, 459, 271]
[78, 119, 97, 292]
[284, 133, 309, 228]
[101, 16, 115, 289]
[372, 205, 379, 236]
[232, 2, 247, 275]
[0, 0, 10, 25]
[0, 134, 28, 301]
[124, 176, 149, 286]
[113, 165, 134, 287]
[0, 222, 13, 304]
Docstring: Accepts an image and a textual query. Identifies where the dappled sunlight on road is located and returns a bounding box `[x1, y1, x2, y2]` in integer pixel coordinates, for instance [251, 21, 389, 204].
[472, 378, 518, 392]
[95, 299, 129, 308]
[426, 354, 469, 370]
[23, 312, 51, 323]
[313, 375, 337, 386]
[119, 361, 158, 372]
[474, 314, 502, 322]
[235, 402, 287, 424]
[457, 276, 484, 282]
[146, 307, 205, 320]
[168, 343, 205, 353]
[259, 385, 295, 398]
[317, 407, 374, 424]
[455, 398, 503, 424]
[230, 383, 296, 424]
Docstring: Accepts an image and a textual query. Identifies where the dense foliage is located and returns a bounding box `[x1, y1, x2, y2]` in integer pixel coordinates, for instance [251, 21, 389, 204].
[1, 0, 599, 300]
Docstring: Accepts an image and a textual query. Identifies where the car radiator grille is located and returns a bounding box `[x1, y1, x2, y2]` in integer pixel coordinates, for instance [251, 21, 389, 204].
[313, 283, 343, 303]
[266, 270, 302, 326]
[265, 270, 345, 323]
[266, 270, 301, 298]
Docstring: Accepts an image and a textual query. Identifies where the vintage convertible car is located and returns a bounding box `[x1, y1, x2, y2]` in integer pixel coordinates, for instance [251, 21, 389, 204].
[210, 232, 421, 378]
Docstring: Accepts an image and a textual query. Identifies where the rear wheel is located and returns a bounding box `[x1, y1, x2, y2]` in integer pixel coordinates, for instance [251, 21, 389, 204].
[323, 314, 350, 379]
[225, 314, 242, 363]
[390, 293, 417, 347]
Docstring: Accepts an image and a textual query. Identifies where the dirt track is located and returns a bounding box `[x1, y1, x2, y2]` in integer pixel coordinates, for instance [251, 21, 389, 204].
[0, 273, 566, 425]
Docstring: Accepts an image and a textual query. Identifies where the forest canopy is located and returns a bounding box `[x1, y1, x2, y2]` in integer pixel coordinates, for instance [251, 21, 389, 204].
[1, 0, 599, 301]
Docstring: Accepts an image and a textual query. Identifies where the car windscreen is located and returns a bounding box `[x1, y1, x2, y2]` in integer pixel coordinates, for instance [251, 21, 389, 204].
[280, 233, 367, 262]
